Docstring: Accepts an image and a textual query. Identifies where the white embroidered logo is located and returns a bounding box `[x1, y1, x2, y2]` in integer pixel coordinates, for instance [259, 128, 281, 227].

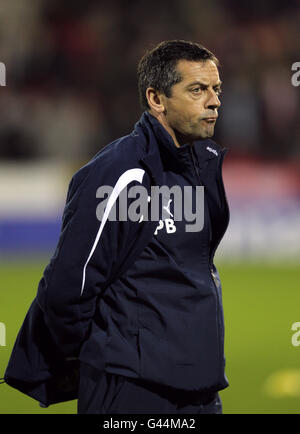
[163, 199, 174, 217]
[206, 146, 218, 156]
[155, 199, 176, 235]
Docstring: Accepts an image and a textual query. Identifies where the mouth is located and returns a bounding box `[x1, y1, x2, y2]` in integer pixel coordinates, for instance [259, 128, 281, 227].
[202, 117, 217, 124]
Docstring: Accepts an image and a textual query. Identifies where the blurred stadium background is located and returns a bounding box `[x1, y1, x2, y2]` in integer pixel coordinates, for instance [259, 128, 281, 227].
[0, 0, 300, 414]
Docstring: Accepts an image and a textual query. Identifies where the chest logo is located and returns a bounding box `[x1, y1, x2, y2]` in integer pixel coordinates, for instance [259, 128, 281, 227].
[154, 199, 176, 235]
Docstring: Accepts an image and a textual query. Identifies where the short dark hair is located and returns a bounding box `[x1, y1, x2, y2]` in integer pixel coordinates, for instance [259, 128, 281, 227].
[137, 40, 219, 111]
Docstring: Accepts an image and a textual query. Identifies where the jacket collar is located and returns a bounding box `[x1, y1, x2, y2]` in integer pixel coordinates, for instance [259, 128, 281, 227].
[133, 112, 165, 185]
[134, 111, 226, 184]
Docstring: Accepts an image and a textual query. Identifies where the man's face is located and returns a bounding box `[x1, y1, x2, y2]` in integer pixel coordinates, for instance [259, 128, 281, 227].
[162, 59, 222, 143]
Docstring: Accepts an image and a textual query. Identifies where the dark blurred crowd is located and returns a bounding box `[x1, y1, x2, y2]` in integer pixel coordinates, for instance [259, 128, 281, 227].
[0, 0, 299, 163]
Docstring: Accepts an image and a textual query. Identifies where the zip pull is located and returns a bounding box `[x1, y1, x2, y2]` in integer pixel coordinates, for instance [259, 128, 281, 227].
[210, 267, 219, 286]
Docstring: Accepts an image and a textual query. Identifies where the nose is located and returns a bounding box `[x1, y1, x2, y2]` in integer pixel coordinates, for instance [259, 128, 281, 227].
[205, 88, 221, 110]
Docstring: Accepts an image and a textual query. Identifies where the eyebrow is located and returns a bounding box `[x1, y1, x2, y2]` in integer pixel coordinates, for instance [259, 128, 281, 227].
[186, 80, 222, 88]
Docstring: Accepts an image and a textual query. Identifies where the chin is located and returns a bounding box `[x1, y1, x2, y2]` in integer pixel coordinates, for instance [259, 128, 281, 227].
[196, 132, 213, 140]
[203, 128, 215, 139]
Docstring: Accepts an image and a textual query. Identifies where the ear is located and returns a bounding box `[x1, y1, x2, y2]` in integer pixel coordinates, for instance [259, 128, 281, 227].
[146, 87, 166, 114]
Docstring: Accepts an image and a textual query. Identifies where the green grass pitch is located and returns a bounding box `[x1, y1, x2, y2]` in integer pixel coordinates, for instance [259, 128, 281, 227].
[0, 260, 300, 414]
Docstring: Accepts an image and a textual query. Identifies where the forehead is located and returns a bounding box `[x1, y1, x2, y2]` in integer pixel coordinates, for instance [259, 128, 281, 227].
[175, 59, 220, 85]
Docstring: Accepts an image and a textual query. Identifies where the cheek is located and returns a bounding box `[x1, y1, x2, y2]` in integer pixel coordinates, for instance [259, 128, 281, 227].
[169, 111, 191, 132]
[165, 97, 204, 130]
[165, 103, 183, 125]
[167, 101, 192, 123]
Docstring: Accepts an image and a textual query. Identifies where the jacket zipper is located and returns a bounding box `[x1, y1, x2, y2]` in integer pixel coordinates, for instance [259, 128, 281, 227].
[190, 144, 220, 290]
[190, 145, 219, 275]
[209, 149, 230, 381]
[209, 149, 230, 266]
[190, 144, 202, 185]
[190, 143, 224, 381]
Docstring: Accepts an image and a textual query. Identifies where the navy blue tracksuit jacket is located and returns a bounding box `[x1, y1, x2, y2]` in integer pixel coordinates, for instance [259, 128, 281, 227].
[4, 111, 230, 407]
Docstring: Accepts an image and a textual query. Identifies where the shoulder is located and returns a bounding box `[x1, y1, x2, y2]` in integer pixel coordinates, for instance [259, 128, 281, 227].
[80, 132, 144, 174]
[66, 131, 149, 204]
[93, 132, 146, 169]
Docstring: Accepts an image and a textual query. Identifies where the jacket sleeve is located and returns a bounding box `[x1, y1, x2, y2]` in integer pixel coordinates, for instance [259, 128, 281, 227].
[36, 158, 136, 357]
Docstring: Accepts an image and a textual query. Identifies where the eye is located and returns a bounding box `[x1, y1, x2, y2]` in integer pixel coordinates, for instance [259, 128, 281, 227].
[215, 88, 222, 96]
[191, 87, 201, 93]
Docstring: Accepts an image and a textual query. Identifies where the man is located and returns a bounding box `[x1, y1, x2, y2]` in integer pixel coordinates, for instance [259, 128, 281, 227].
[5, 40, 230, 414]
